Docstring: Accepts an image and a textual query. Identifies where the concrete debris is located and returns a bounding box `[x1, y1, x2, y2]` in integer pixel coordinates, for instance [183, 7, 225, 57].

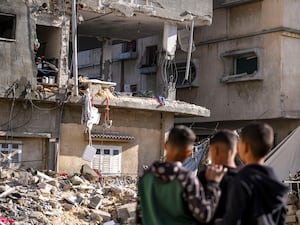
[81, 164, 100, 182]
[89, 194, 103, 209]
[0, 167, 137, 225]
[285, 170, 300, 225]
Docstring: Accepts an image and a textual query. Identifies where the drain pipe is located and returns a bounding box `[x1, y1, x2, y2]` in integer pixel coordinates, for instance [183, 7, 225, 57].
[184, 18, 195, 81]
[72, 0, 79, 96]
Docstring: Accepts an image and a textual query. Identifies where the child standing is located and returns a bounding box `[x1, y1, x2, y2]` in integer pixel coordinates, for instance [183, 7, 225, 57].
[221, 122, 288, 225]
[137, 125, 225, 225]
[197, 130, 239, 225]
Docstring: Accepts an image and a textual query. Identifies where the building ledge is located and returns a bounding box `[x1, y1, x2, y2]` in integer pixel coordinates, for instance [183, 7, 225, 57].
[0, 131, 52, 139]
[69, 96, 210, 117]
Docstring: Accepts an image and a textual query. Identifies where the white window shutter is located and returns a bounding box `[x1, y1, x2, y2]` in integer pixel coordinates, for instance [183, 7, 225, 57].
[91, 145, 122, 176]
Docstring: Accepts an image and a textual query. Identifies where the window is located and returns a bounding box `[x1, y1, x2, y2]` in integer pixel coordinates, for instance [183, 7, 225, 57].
[221, 48, 263, 83]
[92, 145, 122, 176]
[213, 0, 260, 9]
[145, 45, 157, 67]
[140, 45, 158, 74]
[234, 53, 258, 75]
[0, 13, 16, 40]
[118, 40, 137, 60]
[0, 141, 22, 167]
[122, 40, 137, 53]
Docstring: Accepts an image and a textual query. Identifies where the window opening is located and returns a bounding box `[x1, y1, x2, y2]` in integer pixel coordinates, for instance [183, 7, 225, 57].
[35, 25, 61, 84]
[144, 45, 157, 67]
[0, 142, 22, 168]
[234, 54, 258, 75]
[0, 13, 16, 40]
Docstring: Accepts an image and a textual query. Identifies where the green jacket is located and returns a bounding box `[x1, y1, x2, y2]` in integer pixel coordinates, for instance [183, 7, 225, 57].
[137, 161, 221, 225]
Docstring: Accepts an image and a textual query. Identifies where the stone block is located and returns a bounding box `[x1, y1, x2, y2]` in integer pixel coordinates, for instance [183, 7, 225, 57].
[296, 209, 300, 223]
[81, 164, 99, 182]
[103, 221, 117, 225]
[288, 204, 297, 215]
[117, 203, 137, 223]
[70, 175, 84, 185]
[88, 194, 102, 209]
[286, 215, 297, 223]
[91, 209, 111, 222]
[287, 194, 298, 205]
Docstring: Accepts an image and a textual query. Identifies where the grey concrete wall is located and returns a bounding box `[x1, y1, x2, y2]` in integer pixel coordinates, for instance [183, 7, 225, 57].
[0, 0, 70, 96]
[179, 119, 300, 145]
[177, 32, 283, 121]
[0, 0, 36, 97]
[280, 35, 300, 118]
[195, 0, 284, 44]
[283, 0, 300, 30]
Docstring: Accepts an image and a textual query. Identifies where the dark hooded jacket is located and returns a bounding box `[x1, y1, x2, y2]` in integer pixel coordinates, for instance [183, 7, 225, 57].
[136, 161, 221, 225]
[221, 164, 289, 225]
[197, 165, 238, 225]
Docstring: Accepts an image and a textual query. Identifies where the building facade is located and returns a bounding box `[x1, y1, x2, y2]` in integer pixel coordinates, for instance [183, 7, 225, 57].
[0, 0, 212, 175]
[175, 0, 300, 143]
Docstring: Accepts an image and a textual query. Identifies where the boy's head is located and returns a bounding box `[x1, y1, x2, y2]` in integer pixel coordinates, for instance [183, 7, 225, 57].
[238, 122, 274, 164]
[208, 130, 238, 166]
[165, 125, 196, 163]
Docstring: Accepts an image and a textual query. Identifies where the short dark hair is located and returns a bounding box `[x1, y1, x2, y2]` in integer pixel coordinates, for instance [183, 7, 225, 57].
[240, 122, 274, 158]
[210, 130, 238, 151]
[167, 125, 196, 150]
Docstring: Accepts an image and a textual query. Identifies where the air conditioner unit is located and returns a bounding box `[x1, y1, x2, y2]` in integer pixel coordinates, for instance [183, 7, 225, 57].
[175, 58, 200, 88]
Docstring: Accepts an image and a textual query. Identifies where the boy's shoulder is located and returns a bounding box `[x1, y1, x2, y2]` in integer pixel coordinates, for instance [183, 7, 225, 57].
[234, 164, 288, 197]
[140, 161, 196, 186]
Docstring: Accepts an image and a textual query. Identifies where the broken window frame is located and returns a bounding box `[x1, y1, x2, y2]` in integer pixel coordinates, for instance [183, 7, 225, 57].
[0, 13, 16, 42]
[221, 48, 263, 83]
[91, 145, 122, 176]
[0, 141, 22, 167]
[175, 60, 199, 88]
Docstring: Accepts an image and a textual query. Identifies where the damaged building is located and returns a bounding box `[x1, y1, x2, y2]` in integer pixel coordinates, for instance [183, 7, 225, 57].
[0, 0, 212, 175]
[174, 0, 300, 145]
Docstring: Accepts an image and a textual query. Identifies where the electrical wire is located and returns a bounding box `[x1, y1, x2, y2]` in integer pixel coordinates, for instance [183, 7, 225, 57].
[29, 98, 59, 111]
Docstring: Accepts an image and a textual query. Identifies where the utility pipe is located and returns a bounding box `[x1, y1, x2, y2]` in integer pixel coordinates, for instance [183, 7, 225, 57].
[184, 19, 195, 81]
[72, 0, 79, 96]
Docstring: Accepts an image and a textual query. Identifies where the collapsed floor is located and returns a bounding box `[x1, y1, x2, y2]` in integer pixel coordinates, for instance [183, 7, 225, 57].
[0, 165, 137, 225]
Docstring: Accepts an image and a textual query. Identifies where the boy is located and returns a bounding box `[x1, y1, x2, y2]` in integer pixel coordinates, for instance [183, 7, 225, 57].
[137, 125, 225, 225]
[221, 122, 288, 225]
[197, 130, 238, 225]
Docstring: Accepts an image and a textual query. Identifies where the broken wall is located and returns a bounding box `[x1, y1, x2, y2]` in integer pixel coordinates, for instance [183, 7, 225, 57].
[0, 99, 58, 169]
[0, 0, 36, 97]
[35, 13, 70, 87]
[79, 0, 212, 25]
[59, 105, 174, 175]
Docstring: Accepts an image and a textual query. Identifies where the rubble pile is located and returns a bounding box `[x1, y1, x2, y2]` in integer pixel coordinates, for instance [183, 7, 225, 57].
[0, 165, 137, 225]
[286, 171, 300, 225]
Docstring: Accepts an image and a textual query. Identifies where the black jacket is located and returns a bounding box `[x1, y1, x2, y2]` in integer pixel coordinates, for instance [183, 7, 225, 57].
[197, 165, 237, 225]
[221, 164, 289, 225]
